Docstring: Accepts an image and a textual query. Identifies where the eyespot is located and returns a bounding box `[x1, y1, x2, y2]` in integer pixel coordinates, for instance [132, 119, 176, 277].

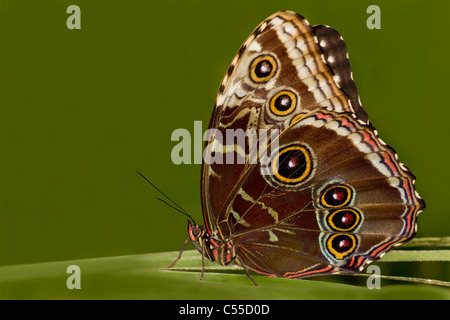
[321, 184, 353, 208]
[327, 209, 361, 232]
[326, 234, 357, 260]
[249, 54, 277, 83]
[269, 90, 297, 116]
[271, 145, 312, 185]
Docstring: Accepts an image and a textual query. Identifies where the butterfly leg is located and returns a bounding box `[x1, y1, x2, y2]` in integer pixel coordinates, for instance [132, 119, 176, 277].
[200, 238, 206, 280]
[237, 256, 258, 286]
[166, 237, 190, 269]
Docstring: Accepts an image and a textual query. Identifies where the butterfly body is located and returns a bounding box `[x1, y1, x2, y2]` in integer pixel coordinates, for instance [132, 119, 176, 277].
[174, 10, 425, 284]
[187, 221, 236, 266]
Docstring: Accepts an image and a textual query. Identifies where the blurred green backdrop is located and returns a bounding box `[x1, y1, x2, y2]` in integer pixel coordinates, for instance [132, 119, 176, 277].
[0, 0, 447, 270]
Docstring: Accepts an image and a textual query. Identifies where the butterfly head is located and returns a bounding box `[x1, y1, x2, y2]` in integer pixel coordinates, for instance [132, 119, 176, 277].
[187, 220, 237, 266]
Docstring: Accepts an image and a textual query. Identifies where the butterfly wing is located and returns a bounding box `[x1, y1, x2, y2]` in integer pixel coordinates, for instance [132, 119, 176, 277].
[229, 109, 424, 277]
[200, 11, 424, 278]
[201, 11, 365, 233]
[313, 24, 368, 122]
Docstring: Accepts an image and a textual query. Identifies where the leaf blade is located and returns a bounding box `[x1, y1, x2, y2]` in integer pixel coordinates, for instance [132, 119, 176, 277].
[381, 250, 450, 262]
[0, 250, 449, 299]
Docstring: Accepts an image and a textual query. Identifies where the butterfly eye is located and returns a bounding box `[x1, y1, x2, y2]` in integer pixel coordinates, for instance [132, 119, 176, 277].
[320, 184, 353, 208]
[327, 208, 361, 232]
[249, 54, 277, 83]
[269, 90, 298, 116]
[326, 234, 357, 260]
[271, 145, 313, 185]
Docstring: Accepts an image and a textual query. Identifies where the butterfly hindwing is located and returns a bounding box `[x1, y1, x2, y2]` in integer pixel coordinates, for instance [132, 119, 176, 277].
[227, 109, 424, 277]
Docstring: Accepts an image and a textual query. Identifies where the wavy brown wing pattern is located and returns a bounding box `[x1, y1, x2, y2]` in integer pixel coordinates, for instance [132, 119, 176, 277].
[196, 10, 424, 280]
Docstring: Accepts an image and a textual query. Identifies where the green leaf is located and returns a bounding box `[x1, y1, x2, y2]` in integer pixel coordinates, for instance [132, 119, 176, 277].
[402, 237, 450, 248]
[0, 249, 449, 299]
[382, 250, 450, 262]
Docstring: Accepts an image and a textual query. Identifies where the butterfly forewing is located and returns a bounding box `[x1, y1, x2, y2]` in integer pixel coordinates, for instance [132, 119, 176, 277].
[202, 11, 362, 232]
[313, 25, 368, 122]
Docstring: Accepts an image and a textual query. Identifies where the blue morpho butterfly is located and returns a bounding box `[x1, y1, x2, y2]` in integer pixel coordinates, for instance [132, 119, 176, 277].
[141, 11, 424, 286]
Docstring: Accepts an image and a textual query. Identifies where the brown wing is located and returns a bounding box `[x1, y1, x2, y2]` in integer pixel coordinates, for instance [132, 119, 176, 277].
[230, 109, 424, 277]
[200, 11, 424, 278]
[313, 24, 368, 122]
[201, 11, 366, 232]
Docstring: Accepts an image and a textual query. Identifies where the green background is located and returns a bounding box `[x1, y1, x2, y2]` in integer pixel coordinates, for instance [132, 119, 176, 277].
[0, 0, 448, 294]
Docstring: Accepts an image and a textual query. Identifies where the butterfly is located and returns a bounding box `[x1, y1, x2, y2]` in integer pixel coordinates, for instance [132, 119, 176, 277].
[168, 10, 425, 286]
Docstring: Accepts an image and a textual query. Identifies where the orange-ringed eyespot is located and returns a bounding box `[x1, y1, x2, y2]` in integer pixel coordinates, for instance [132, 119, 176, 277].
[269, 90, 297, 116]
[327, 208, 361, 232]
[271, 145, 312, 185]
[321, 184, 353, 208]
[327, 234, 357, 259]
[249, 55, 277, 83]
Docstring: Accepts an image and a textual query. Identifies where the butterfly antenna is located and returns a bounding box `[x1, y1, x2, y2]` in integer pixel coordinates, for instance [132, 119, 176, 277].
[155, 197, 191, 216]
[136, 171, 196, 224]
